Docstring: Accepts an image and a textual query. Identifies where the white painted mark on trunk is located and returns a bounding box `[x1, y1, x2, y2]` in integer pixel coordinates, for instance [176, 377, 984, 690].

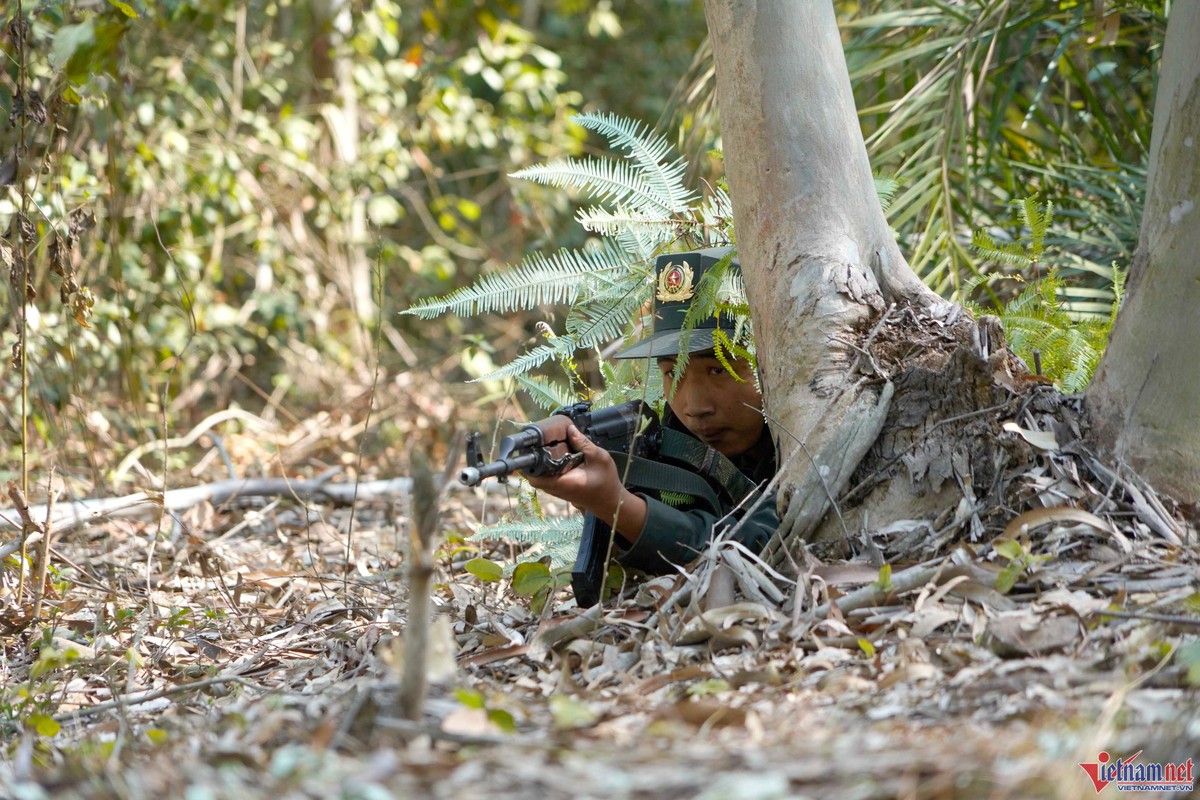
[1169, 199, 1194, 225]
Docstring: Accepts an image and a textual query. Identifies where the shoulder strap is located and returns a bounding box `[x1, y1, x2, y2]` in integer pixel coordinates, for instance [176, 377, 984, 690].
[658, 429, 758, 506]
[607, 451, 723, 513]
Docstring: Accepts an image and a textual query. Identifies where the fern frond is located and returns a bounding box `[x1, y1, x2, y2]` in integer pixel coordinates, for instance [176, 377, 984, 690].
[566, 283, 650, 347]
[474, 335, 579, 382]
[971, 231, 1031, 268]
[573, 112, 697, 212]
[1109, 263, 1126, 322]
[873, 173, 900, 212]
[538, 540, 582, 569]
[711, 330, 747, 382]
[574, 206, 680, 244]
[954, 271, 996, 305]
[682, 249, 739, 325]
[516, 375, 579, 411]
[695, 188, 734, 243]
[1021, 196, 1053, 256]
[512, 157, 674, 217]
[469, 515, 583, 547]
[593, 358, 664, 410]
[659, 491, 695, 507]
[403, 241, 634, 318]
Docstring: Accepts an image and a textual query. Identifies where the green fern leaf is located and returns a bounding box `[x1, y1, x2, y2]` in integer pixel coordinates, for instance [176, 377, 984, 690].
[971, 231, 1031, 268]
[873, 173, 900, 211]
[516, 375, 579, 411]
[470, 515, 583, 547]
[470, 515, 584, 568]
[954, 270, 997, 304]
[1109, 263, 1126, 323]
[695, 187, 735, 240]
[566, 284, 650, 348]
[512, 157, 675, 217]
[474, 336, 579, 382]
[403, 241, 634, 318]
[574, 206, 680, 246]
[573, 112, 696, 213]
[659, 491, 695, 508]
[1021, 196, 1053, 257]
[711, 330, 747, 382]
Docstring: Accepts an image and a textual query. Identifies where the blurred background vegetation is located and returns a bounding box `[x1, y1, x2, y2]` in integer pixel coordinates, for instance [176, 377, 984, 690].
[0, 0, 1164, 497]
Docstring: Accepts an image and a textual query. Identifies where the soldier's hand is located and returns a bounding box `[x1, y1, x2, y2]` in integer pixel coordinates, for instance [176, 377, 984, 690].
[524, 424, 622, 513]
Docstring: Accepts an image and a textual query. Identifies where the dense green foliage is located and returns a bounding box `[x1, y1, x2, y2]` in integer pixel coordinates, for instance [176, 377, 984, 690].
[0, 0, 708, 483]
[969, 197, 1124, 392]
[1, 0, 1163, 490]
[840, 1, 1160, 309]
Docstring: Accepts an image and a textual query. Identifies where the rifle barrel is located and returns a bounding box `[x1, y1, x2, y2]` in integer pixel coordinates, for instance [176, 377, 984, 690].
[459, 450, 543, 486]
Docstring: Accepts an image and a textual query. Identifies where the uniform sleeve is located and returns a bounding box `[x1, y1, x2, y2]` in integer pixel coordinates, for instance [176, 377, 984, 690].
[613, 490, 778, 575]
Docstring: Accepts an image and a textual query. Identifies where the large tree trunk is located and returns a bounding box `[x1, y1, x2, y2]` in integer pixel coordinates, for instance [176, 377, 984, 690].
[702, 1, 1014, 560]
[1085, 3, 1200, 507]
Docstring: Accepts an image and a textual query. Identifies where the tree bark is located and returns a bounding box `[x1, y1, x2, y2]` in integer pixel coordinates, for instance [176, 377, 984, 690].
[1085, 3, 1200, 506]
[702, 1, 972, 554]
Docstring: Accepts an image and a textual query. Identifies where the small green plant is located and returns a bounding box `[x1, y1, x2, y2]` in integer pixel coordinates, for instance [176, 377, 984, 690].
[966, 196, 1125, 392]
[992, 538, 1050, 594]
[453, 688, 516, 733]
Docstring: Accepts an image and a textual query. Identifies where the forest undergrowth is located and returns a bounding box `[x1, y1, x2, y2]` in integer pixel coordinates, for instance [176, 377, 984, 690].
[1, 368, 1197, 800]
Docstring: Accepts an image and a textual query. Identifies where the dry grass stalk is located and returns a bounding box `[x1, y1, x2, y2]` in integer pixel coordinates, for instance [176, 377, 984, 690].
[397, 450, 440, 720]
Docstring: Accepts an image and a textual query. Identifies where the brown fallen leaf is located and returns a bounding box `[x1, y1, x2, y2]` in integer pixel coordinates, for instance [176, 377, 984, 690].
[655, 698, 747, 728]
[1001, 506, 1113, 541]
[457, 643, 528, 668]
[673, 602, 775, 645]
[984, 611, 1082, 658]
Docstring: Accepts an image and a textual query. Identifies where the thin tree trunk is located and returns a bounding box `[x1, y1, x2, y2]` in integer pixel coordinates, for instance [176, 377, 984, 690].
[1086, 3, 1200, 506]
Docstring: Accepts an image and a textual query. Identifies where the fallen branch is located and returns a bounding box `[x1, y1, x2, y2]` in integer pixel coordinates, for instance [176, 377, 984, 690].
[805, 557, 998, 620]
[0, 674, 250, 736]
[0, 476, 416, 535]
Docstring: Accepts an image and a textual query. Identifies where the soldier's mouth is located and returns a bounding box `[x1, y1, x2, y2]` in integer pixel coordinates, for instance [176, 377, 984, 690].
[694, 428, 727, 445]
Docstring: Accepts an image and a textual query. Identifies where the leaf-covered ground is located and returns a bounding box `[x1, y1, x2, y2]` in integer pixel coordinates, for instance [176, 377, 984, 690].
[2, 383, 1198, 800]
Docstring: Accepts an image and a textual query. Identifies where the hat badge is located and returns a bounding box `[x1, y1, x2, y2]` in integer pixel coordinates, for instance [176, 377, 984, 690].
[655, 261, 695, 303]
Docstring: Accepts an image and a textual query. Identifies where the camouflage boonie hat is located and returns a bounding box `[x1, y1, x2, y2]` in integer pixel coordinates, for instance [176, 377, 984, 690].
[614, 246, 738, 360]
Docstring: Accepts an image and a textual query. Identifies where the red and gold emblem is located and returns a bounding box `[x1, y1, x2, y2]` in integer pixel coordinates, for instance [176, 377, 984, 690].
[655, 261, 695, 303]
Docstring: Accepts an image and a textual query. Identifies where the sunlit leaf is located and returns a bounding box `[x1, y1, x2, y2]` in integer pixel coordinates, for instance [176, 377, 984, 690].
[30, 714, 61, 738]
[463, 558, 503, 582]
[549, 694, 599, 729]
[107, 0, 139, 18]
[511, 561, 553, 597]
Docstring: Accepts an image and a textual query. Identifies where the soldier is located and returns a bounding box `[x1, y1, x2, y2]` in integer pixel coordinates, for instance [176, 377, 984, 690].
[525, 248, 778, 576]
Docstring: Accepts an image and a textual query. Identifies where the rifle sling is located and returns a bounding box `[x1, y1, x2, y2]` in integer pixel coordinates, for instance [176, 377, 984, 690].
[658, 429, 757, 507]
[607, 430, 757, 515]
[607, 452, 722, 514]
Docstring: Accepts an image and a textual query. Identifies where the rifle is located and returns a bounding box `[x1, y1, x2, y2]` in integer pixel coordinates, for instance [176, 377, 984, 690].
[460, 400, 660, 607]
[460, 400, 658, 487]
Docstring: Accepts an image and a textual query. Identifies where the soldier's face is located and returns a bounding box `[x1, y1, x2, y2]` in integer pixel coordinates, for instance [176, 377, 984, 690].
[657, 352, 764, 458]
